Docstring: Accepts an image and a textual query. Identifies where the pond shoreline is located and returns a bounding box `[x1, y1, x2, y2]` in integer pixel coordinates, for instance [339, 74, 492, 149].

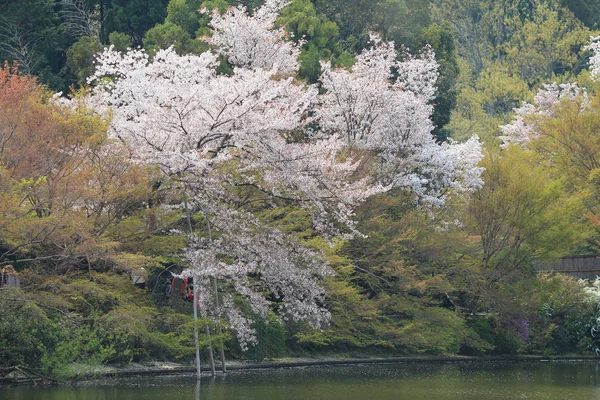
[3, 355, 599, 387]
[139, 355, 600, 374]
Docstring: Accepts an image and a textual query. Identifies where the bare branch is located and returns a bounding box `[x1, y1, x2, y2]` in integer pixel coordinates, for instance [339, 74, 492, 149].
[57, 0, 102, 40]
[0, 18, 40, 75]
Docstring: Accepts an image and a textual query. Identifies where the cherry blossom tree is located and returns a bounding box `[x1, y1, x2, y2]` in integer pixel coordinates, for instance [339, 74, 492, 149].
[500, 82, 587, 146]
[87, 45, 373, 358]
[87, 0, 483, 361]
[201, 0, 300, 74]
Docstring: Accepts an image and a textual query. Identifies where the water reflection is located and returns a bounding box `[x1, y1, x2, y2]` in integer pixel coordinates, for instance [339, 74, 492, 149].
[1, 362, 600, 400]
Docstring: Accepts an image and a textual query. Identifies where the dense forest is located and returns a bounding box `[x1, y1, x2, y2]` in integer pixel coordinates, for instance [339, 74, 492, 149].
[3, 0, 600, 377]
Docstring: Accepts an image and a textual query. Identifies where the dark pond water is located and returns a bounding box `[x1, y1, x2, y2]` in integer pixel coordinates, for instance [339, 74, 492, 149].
[2, 362, 600, 400]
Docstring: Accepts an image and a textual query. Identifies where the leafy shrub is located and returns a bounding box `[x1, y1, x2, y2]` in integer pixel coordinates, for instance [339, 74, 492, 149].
[246, 312, 287, 362]
[0, 289, 58, 367]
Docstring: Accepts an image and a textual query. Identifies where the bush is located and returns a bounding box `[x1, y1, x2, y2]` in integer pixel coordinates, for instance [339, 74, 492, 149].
[246, 312, 287, 362]
[528, 274, 596, 354]
[0, 289, 58, 367]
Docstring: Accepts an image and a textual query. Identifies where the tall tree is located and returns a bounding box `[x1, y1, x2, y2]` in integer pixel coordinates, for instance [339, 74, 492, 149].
[0, 64, 150, 270]
[500, 79, 600, 246]
[86, 0, 483, 350]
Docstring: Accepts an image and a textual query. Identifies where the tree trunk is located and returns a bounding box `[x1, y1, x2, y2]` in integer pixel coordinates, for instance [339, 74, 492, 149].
[193, 287, 202, 379]
[206, 215, 226, 373]
[181, 177, 202, 379]
[205, 325, 216, 376]
[213, 278, 227, 373]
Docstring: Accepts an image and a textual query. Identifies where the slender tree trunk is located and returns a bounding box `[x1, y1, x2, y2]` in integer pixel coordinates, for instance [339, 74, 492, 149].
[181, 177, 202, 379]
[181, 176, 216, 376]
[213, 278, 227, 373]
[205, 325, 216, 376]
[204, 216, 227, 372]
[86, 255, 93, 281]
[193, 287, 202, 379]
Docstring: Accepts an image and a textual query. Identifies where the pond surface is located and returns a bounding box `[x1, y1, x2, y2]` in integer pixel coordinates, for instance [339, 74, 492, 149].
[2, 361, 600, 400]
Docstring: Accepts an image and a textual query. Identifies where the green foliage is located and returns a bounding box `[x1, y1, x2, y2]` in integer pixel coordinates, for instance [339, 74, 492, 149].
[104, 206, 187, 257]
[66, 36, 103, 84]
[144, 22, 208, 55]
[526, 274, 595, 353]
[529, 94, 600, 190]
[278, 0, 352, 82]
[448, 62, 532, 144]
[476, 64, 531, 117]
[502, 3, 592, 83]
[290, 192, 488, 355]
[109, 32, 133, 51]
[394, 307, 481, 354]
[166, 0, 203, 36]
[0, 0, 76, 91]
[0, 270, 205, 375]
[563, 0, 600, 28]
[313, 0, 429, 52]
[434, 0, 594, 143]
[143, 0, 211, 54]
[466, 273, 597, 355]
[0, 288, 57, 367]
[246, 312, 287, 361]
[41, 322, 132, 376]
[421, 22, 459, 141]
[520, 92, 600, 252]
[312, 0, 375, 51]
[103, 0, 170, 46]
[469, 146, 589, 272]
[430, 0, 592, 80]
[376, 0, 431, 49]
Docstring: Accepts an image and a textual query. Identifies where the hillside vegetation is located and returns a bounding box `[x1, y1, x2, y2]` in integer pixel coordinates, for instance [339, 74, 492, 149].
[3, 0, 600, 376]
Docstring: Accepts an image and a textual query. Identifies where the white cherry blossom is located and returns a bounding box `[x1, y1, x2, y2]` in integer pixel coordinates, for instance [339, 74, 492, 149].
[500, 83, 587, 146]
[202, 0, 300, 74]
[318, 34, 483, 204]
[586, 36, 600, 81]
